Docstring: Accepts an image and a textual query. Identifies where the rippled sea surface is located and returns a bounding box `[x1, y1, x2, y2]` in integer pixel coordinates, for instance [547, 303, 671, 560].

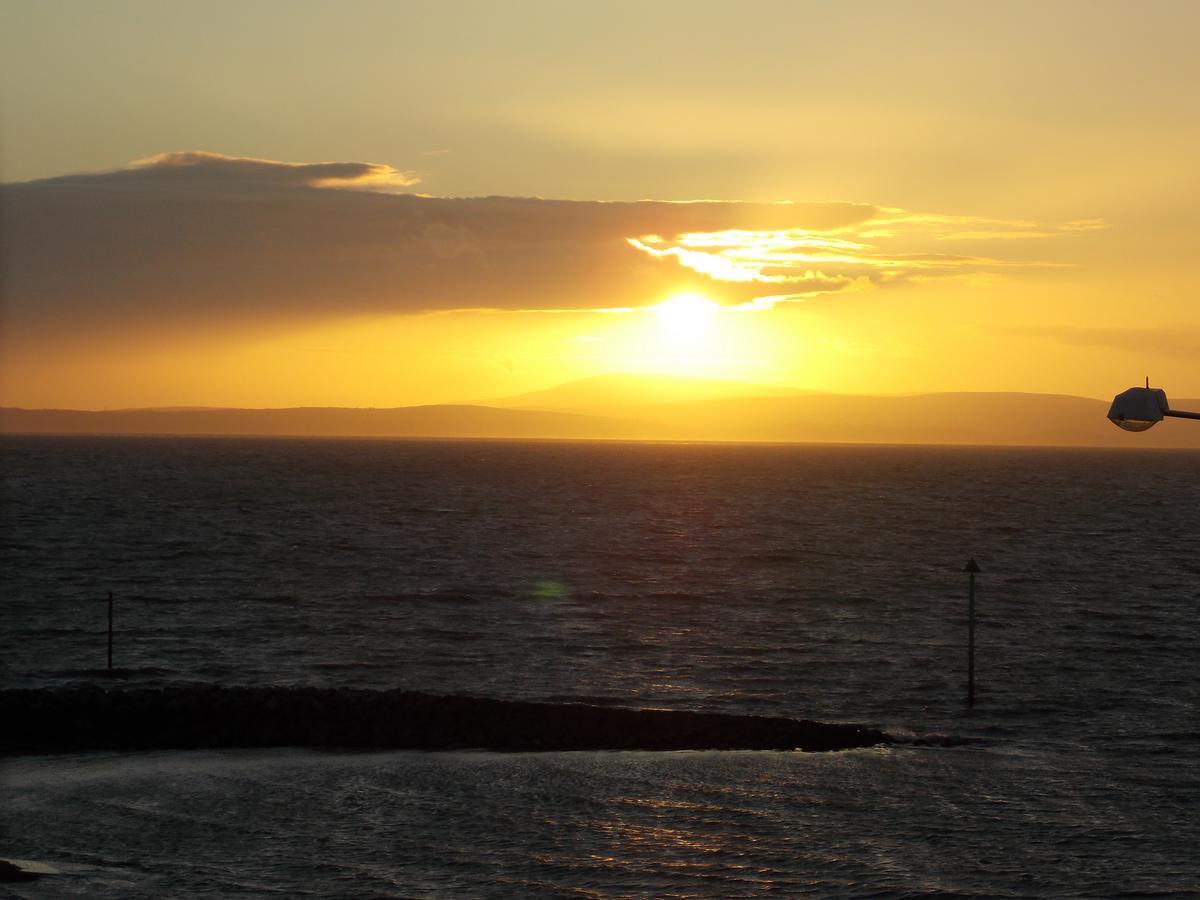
[2, 435, 1198, 897]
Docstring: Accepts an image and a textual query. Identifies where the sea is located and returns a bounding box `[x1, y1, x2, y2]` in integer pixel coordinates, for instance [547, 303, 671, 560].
[2, 435, 1197, 898]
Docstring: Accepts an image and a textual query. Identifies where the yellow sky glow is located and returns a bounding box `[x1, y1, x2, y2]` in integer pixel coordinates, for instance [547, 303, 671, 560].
[1, 2, 1198, 411]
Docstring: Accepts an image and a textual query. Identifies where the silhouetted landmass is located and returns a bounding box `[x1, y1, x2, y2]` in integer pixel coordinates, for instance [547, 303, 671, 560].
[576, 391, 1200, 448]
[0, 686, 890, 754]
[484, 373, 809, 409]
[0, 404, 668, 441]
[4, 383, 1200, 447]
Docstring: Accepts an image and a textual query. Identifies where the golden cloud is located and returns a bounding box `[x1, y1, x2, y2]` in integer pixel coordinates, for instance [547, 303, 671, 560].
[625, 207, 1097, 303]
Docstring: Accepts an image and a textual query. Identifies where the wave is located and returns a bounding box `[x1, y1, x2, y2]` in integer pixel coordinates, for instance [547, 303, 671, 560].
[0, 686, 891, 755]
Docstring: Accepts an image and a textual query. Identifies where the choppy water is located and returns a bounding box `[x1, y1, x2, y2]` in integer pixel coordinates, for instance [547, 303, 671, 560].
[2, 435, 1198, 897]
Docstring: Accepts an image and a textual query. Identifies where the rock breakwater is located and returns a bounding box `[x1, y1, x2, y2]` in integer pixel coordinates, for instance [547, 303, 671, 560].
[0, 686, 891, 754]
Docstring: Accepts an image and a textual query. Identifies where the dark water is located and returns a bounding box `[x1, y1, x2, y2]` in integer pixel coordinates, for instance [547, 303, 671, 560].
[2, 436, 1198, 896]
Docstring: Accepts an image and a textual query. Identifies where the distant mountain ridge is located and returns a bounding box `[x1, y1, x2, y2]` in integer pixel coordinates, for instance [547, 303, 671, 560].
[0, 404, 670, 442]
[483, 374, 809, 410]
[4, 377, 1200, 448]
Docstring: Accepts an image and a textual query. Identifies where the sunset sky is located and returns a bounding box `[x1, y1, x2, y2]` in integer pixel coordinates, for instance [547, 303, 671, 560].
[2, 0, 1198, 410]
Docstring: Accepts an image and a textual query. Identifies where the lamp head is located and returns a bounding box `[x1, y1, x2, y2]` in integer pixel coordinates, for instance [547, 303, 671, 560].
[1107, 386, 1169, 432]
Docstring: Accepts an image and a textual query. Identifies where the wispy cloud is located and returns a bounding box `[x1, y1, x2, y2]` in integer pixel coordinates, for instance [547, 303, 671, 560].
[627, 207, 1099, 303]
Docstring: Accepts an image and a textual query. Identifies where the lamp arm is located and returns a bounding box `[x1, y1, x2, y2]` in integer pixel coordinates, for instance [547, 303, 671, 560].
[1164, 408, 1200, 421]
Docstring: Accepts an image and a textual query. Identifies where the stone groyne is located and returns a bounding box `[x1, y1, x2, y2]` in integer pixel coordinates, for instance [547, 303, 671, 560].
[0, 686, 891, 754]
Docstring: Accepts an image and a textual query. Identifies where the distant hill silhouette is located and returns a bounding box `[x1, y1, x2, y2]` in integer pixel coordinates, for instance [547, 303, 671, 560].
[574, 391, 1200, 448]
[0, 404, 668, 441]
[4, 378, 1200, 448]
[484, 373, 808, 409]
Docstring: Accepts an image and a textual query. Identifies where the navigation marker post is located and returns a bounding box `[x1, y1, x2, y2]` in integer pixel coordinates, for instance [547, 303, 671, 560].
[107, 591, 114, 671]
[964, 559, 980, 706]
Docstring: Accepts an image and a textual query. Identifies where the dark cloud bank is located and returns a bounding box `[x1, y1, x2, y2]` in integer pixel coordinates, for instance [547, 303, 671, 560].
[1, 152, 877, 337]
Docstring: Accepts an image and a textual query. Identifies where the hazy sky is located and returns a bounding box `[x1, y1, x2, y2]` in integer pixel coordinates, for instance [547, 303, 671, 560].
[2, 0, 1198, 408]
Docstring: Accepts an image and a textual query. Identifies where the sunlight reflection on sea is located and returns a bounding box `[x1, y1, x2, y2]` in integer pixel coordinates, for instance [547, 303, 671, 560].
[2, 436, 1198, 896]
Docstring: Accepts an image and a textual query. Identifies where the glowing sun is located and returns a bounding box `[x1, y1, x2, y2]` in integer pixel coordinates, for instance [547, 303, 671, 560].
[653, 292, 720, 339]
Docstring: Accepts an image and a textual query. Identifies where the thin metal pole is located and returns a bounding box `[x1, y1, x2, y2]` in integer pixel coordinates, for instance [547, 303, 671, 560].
[107, 591, 113, 670]
[964, 559, 980, 706]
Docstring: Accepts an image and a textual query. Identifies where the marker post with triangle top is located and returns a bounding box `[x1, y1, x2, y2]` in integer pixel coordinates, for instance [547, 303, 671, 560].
[964, 558, 980, 706]
[107, 591, 114, 671]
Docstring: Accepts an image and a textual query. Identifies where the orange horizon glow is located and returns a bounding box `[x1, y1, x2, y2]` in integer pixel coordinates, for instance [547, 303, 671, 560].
[2, 5, 1199, 413]
[4, 150, 1178, 411]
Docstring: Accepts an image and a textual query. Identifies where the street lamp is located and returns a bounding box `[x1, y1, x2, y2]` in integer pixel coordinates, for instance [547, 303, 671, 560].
[1108, 380, 1200, 432]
